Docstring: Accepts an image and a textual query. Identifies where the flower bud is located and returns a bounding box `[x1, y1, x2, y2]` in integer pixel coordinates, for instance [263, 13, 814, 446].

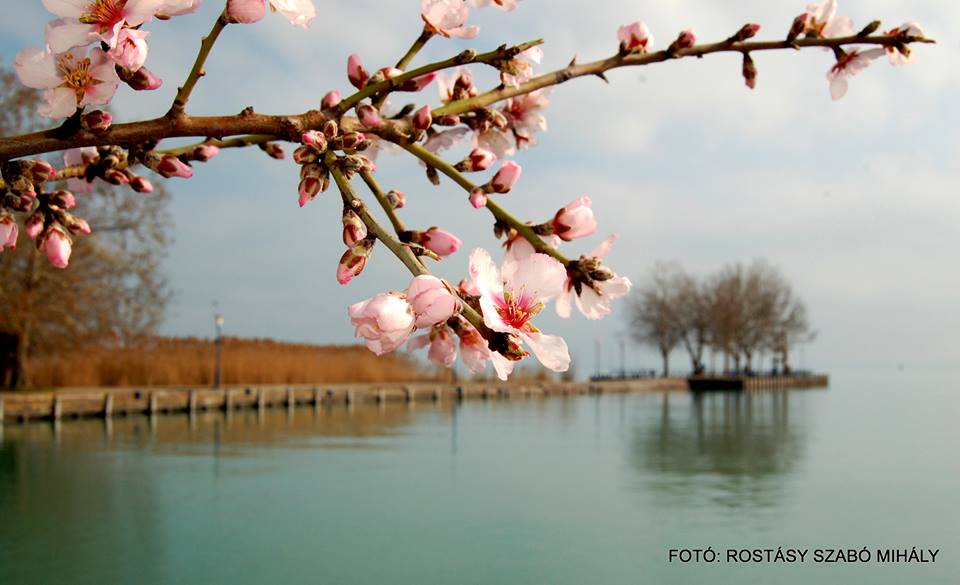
[30, 160, 56, 183]
[469, 187, 487, 209]
[347, 54, 369, 89]
[456, 148, 496, 172]
[24, 213, 44, 240]
[293, 144, 320, 164]
[192, 144, 220, 162]
[321, 90, 341, 110]
[129, 175, 154, 193]
[733, 23, 761, 42]
[301, 130, 328, 151]
[742, 52, 757, 89]
[0, 215, 18, 251]
[386, 190, 405, 209]
[336, 132, 365, 151]
[618, 21, 654, 53]
[226, 0, 266, 24]
[65, 215, 91, 235]
[400, 72, 438, 92]
[671, 28, 697, 51]
[342, 209, 367, 247]
[300, 162, 324, 179]
[787, 15, 807, 43]
[435, 114, 461, 126]
[298, 175, 327, 207]
[407, 275, 458, 328]
[153, 154, 193, 178]
[104, 168, 129, 185]
[357, 104, 382, 128]
[258, 142, 285, 160]
[413, 105, 432, 131]
[121, 65, 163, 91]
[416, 227, 461, 258]
[40, 226, 71, 269]
[82, 110, 113, 134]
[552, 196, 597, 241]
[337, 238, 374, 284]
[489, 161, 522, 193]
[50, 190, 76, 209]
[323, 120, 339, 139]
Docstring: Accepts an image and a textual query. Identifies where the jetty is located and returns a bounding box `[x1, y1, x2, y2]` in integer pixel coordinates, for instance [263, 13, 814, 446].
[687, 374, 828, 392]
[0, 378, 687, 424]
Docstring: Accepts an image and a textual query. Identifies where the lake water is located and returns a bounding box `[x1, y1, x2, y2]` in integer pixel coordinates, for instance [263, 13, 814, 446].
[1, 369, 957, 584]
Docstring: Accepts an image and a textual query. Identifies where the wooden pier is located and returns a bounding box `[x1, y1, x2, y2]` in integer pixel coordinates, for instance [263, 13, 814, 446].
[687, 374, 829, 392]
[0, 378, 688, 424]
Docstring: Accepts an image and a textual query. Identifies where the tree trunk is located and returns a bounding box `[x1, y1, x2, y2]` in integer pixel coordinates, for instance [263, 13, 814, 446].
[12, 249, 38, 389]
[660, 348, 670, 378]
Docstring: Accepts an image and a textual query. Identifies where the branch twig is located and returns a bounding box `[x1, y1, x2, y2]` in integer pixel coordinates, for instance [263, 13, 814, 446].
[168, 9, 230, 117]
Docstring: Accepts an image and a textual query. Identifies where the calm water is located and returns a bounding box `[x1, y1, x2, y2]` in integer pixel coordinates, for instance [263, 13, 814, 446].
[1, 369, 957, 584]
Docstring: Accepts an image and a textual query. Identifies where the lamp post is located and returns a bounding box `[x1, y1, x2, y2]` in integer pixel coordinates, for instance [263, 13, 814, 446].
[214, 313, 224, 389]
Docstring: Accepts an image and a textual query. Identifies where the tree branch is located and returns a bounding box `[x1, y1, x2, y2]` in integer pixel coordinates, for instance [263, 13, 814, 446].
[359, 169, 406, 234]
[168, 9, 230, 117]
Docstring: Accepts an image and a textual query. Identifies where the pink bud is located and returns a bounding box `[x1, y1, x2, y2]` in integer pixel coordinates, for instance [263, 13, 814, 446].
[435, 114, 461, 126]
[675, 28, 696, 50]
[400, 72, 438, 92]
[192, 144, 220, 162]
[357, 104, 382, 128]
[337, 132, 365, 151]
[41, 226, 71, 269]
[419, 227, 461, 258]
[552, 196, 597, 241]
[378, 67, 403, 80]
[413, 105, 433, 131]
[407, 275, 458, 328]
[259, 142, 286, 159]
[156, 155, 193, 179]
[66, 216, 91, 235]
[321, 90, 341, 110]
[469, 187, 487, 209]
[347, 54, 369, 89]
[50, 190, 76, 209]
[386, 190, 405, 209]
[490, 161, 522, 193]
[323, 120, 339, 139]
[104, 168, 129, 185]
[293, 144, 320, 164]
[337, 239, 374, 285]
[618, 21, 654, 52]
[108, 28, 150, 71]
[468, 148, 496, 171]
[736, 23, 761, 41]
[82, 110, 113, 134]
[298, 176, 322, 207]
[347, 292, 415, 355]
[30, 160, 56, 183]
[301, 130, 328, 151]
[130, 176, 154, 193]
[123, 66, 163, 91]
[0, 215, 18, 251]
[742, 53, 757, 89]
[24, 213, 44, 240]
[342, 209, 367, 247]
[226, 0, 266, 24]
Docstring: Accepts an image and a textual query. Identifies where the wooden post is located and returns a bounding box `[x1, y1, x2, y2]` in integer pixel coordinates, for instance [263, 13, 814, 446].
[257, 388, 266, 410]
[103, 393, 114, 418]
[189, 390, 198, 414]
[456, 386, 464, 401]
[376, 390, 386, 404]
[345, 389, 354, 406]
[433, 387, 441, 403]
[0, 398, 5, 426]
[149, 392, 159, 415]
[287, 388, 295, 408]
[224, 390, 233, 411]
[313, 387, 322, 406]
[405, 387, 415, 403]
[53, 395, 63, 421]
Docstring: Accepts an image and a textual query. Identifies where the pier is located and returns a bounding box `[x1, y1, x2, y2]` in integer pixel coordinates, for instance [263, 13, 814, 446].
[687, 374, 829, 392]
[0, 378, 688, 424]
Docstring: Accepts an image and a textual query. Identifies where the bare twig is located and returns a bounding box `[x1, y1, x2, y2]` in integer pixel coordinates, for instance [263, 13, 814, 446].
[168, 9, 230, 117]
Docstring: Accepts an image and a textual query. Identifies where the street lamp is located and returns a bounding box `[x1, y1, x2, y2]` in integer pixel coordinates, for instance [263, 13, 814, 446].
[214, 313, 224, 388]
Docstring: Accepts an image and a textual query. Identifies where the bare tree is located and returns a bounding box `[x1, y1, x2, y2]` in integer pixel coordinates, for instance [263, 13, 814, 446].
[0, 66, 172, 388]
[674, 271, 710, 374]
[630, 262, 684, 377]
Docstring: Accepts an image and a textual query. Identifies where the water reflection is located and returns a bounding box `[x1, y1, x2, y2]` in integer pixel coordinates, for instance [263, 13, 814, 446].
[631, 391, 809, 511]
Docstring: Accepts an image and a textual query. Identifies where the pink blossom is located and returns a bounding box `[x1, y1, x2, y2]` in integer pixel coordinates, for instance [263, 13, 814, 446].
[348, 292, 416, 355]
[885, 22, 924, 65]
[15, 46, 121, 119]
[421, 0, 479, 39]
[469, 188, 487, 209]
[0, 216, 18, 251]
[552, 196, 597, 241]
[227, 0, 316, 27]
[419, 227, 461, 257]
[503, 232, 560, 265]
[503, 89, 549, 150]
[470, 248, 570, 377]
[500, 46, 541, 87]
[413, 105, 433, 131]
[436, 67, 475, 103]
[347, 54, 369, 89]
[555, 235, 633, 320]
[407, 326, 458, 368]
[457, 321, 491, 374]
[156, 0, 202, 17]
[321, 90, 341, 109]
[43, 0, 161, 53]
[472, 128, 515, 159]
[490, 161, 521, 193]
[41, 226, 72, 269]
[108, 28, 149, 71]
[618, 21, 654, 52]
[827, 48, 883, 100]
[423, 128, 470, 156]
[468, 0, 519, 10]
[25, 214, 45, 240]
[407, 275, 458, 328]
[802, 0, 852, 38]
[468, 148, 496, 171]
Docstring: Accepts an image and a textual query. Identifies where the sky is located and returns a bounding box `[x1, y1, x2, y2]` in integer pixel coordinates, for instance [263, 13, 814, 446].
[1, 0, 958, 376]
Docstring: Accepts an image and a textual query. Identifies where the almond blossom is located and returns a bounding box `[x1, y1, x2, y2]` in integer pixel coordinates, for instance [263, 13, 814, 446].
[0, 216, 18, 251]
[471, 247, 570, 379]
[500, 46, 541, 87]
[40, 226, 72, 269]
[885, 22, 924, 65]
[417, 227, 461, 257]
[468, 0, 519, 10]
[63, 146, 100, 193]
[407, 325, 458, 367]
[407, 275, 458, 327]
[14, 46, 120, 119]
[801, 0, 852, 38]
[827, 48, 883, 100]
[502, 89, 549, 150]
[226, 0, 317, 28]
[348, 292, 416, 355]
[43, 0, 161, 53]
[421, 0, 479, 39]
[108, 28, 149, 72]
[156, 0, 202, 17]
[552, 196, 597, 241]
[556, 235, 632, 320]
[618, 21, 654, 52]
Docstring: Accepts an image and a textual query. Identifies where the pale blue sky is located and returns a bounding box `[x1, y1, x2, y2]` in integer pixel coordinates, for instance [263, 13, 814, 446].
[3, 1, 958, 374]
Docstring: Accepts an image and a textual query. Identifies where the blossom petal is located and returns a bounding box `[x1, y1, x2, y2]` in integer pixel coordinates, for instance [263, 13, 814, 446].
[42, 0, 84, 18]
[46, 20, 97, 53]
[555, 288, 573, 318]
[270, 0, 317, 28]
[505, 253, 566, 301]
[490, 352, 515, 381]
[40, 87, 79, 119]
[14, 48, 59, 89]
[522, 332, 570, 372]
